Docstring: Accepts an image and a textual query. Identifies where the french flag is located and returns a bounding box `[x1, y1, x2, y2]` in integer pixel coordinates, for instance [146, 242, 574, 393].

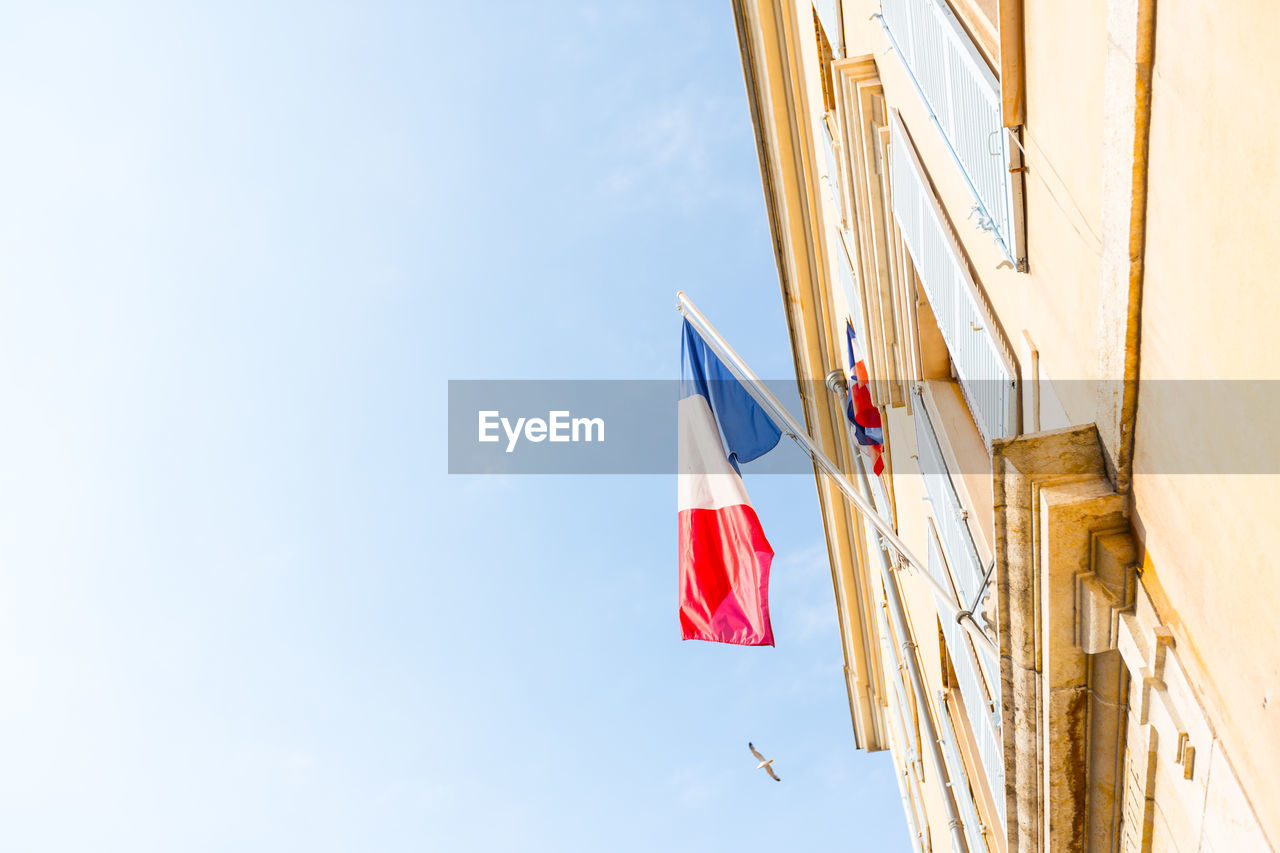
[677, 320, 782, 646]
[846, 320, 885, 476]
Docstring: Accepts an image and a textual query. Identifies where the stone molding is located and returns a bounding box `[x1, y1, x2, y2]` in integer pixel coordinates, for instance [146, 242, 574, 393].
[993, 423, 1134, 853]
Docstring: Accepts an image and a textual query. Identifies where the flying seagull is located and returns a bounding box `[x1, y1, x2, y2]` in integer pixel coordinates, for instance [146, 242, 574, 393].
[748, 742, 781, 782]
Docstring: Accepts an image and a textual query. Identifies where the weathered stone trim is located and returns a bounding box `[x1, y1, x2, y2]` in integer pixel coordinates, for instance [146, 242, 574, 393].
[993, 424, 1136, 852]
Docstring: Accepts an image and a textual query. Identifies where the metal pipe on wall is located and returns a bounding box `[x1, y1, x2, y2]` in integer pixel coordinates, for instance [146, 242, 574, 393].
[852, 452, 971, 853]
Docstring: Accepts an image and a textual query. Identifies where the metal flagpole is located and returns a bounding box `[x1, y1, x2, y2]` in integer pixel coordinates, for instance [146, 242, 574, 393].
[675, 291, 974, 853]
[675, 291, 995, 657]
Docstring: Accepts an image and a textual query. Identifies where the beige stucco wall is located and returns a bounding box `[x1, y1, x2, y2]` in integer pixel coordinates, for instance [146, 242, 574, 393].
[838, 2, 1280, 835]
[814, 0, 1280, 845]
[843, 0, 1110, 432]
[1132, 0, 1280, 843]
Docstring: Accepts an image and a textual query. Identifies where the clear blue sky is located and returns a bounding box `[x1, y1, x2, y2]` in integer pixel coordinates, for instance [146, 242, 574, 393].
[0, 2, 910, 850]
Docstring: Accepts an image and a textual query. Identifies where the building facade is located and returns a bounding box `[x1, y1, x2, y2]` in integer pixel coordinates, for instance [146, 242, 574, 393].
[732, 0, 1280, 850]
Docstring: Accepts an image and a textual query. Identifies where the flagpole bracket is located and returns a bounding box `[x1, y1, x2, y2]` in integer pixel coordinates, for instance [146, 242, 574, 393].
[824, 369, 848, 394]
